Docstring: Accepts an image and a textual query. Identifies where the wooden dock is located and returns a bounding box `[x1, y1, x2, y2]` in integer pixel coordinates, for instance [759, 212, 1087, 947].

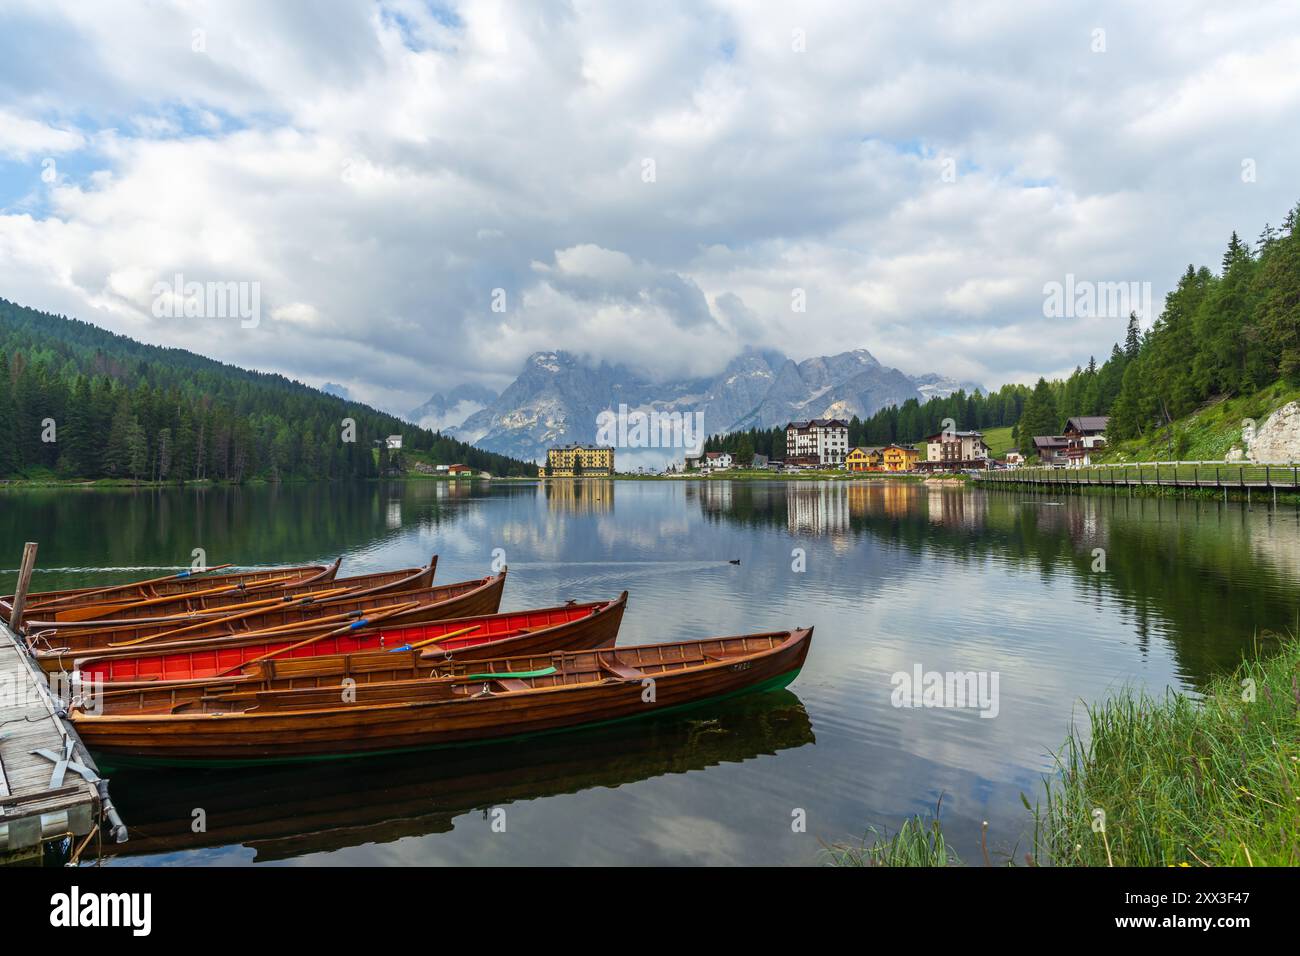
[975, 462, 1300, 493]
[0, 618, 125, 860]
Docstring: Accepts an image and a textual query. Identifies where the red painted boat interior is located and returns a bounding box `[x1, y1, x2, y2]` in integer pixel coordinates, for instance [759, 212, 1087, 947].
[82, 602, 605, 683]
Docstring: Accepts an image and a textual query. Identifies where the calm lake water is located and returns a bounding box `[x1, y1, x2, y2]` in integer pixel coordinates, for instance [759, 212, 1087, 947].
[3, 479, 1297, 866]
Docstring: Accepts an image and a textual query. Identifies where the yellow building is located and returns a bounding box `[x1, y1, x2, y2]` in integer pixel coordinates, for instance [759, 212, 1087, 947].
[845, 447, 883, 472]
[881, 444, 919, 472]
[541, 443, 615, 477]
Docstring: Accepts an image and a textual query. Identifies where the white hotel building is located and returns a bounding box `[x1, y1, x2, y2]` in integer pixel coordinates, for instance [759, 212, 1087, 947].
[785, 419, 850, 467]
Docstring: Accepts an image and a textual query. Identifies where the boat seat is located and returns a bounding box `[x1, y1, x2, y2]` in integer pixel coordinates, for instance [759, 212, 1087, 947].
[600, 658, 646, 680]
[493, 678, 531, 692]
[250, 681, 457, 711]
[261, 657, 350, 680]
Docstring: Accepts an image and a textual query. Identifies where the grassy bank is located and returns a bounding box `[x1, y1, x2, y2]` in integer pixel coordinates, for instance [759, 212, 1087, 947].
[0, 473, 535, 489]
[982, 425, 1016, 456]
[0, 475, 226, 489]
[1036, 634, 1299, 867]
[831, 636, 1300, 866]
[1100, 380, 1300, 463]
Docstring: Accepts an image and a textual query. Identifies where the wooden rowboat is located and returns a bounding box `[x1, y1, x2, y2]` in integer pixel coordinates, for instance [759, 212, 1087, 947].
[77, 592, 628, 687]
[71, 626, 812, 766]
[25, 557, 438, 630]
[2, 559, 342, 617]
[102, 691, 812, 860]
[29, 572, 507, 674]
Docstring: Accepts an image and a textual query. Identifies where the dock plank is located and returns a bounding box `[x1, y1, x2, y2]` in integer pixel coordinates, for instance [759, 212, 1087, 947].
[0, 619, 107, 853]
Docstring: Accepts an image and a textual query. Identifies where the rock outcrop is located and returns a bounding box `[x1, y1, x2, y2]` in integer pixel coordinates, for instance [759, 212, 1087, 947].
[1243, 401, 1300, 463]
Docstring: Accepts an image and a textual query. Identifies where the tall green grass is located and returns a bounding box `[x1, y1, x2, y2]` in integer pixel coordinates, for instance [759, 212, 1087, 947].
[1035, 636, 1300, 866]
[824, 801, 965, 867]
[830, 638, 1299, 866]
[824, 815, 961, 867]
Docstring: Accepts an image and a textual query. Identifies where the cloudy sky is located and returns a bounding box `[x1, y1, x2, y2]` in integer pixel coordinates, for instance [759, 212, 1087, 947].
[1, 0, 1298, 416]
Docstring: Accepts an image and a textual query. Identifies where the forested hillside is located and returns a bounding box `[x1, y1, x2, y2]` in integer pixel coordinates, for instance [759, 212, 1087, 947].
[0, 299, 536, 481]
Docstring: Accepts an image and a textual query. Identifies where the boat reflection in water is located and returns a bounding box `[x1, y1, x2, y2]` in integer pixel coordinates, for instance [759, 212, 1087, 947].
[105, 689, 813, 863]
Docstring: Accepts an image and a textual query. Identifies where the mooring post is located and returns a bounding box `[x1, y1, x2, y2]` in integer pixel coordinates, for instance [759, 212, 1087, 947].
[8, 541, 38, 631]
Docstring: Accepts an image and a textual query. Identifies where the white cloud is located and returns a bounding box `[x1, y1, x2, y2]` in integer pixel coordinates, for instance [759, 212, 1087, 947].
[0, 109, 83, 160]
[0, 0, 1297, 409]
[271, 302, 322, 327]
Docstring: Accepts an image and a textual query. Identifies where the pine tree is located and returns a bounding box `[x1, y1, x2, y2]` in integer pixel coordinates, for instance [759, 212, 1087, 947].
[1257, 222, 1277, 253]
[1221, 231, 1249, 272]
[733, 433, 755, 467]
[126, 419, 149, 479]
[1017, 378, 1060, 457]
[1108, 359, 1159, 441]
[1124, 311, 1142, 358]
[1254, 222, 1300, 383]
[0, 352, 17, 475]
[103, 397, 137, 477]
[1094, 344, 1127, 411]
[1193, 235, 1260, 395]
[58, 375, 97, 476]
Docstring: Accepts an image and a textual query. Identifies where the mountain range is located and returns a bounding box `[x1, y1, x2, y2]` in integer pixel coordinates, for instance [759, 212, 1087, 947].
[432, 348, 981, 464]
[408, 383, 499, 431]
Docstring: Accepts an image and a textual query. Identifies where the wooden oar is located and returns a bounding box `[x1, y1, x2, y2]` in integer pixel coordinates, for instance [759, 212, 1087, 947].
[390, 624, 480, 651]
[222, 609, 373, 637]
[212, 602, 421, 677]
[76, 585, 357, 633]
[52, 573, 302, 623]
[21, 564, 236, 610]
[106, 604, 371, 648]
[51, 583, 246, 623]
[98, 588, 361, 647]
[52, 590, 332, 635]
[168, 585, 356, 617]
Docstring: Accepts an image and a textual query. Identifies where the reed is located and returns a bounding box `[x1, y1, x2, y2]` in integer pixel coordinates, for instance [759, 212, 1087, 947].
[830, 637, 1299, 867]
[824, 803, 960, 867]
[1034, 635, 1300, 867]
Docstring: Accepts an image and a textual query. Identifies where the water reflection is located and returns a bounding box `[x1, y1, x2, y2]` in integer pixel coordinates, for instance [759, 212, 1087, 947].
[684, 480, 1298, 681]
[0, 481, 468, 581]
[106, 691, 812, 865]
[543, 479, 614, 514]
[3, 478, 1296, 866]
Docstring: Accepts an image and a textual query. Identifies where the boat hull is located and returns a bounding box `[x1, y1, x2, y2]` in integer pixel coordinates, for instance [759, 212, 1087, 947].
[33, 572, 506, 674]
[3, 560, 341, 617]
[78, 590, 625, 686]
[74, 628, 811, 766]
[24, 559, 436, 629]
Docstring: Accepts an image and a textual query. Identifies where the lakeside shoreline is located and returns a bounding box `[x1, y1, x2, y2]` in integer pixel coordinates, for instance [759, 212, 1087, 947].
[8, 471, 1298, 506]
[830, 634, 1300, 867]
[0, 474, 543, 490]
[0, 471, 961, 489]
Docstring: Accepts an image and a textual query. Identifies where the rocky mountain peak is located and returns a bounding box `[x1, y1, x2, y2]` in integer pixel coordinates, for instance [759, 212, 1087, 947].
[445, 347, 982, 463]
